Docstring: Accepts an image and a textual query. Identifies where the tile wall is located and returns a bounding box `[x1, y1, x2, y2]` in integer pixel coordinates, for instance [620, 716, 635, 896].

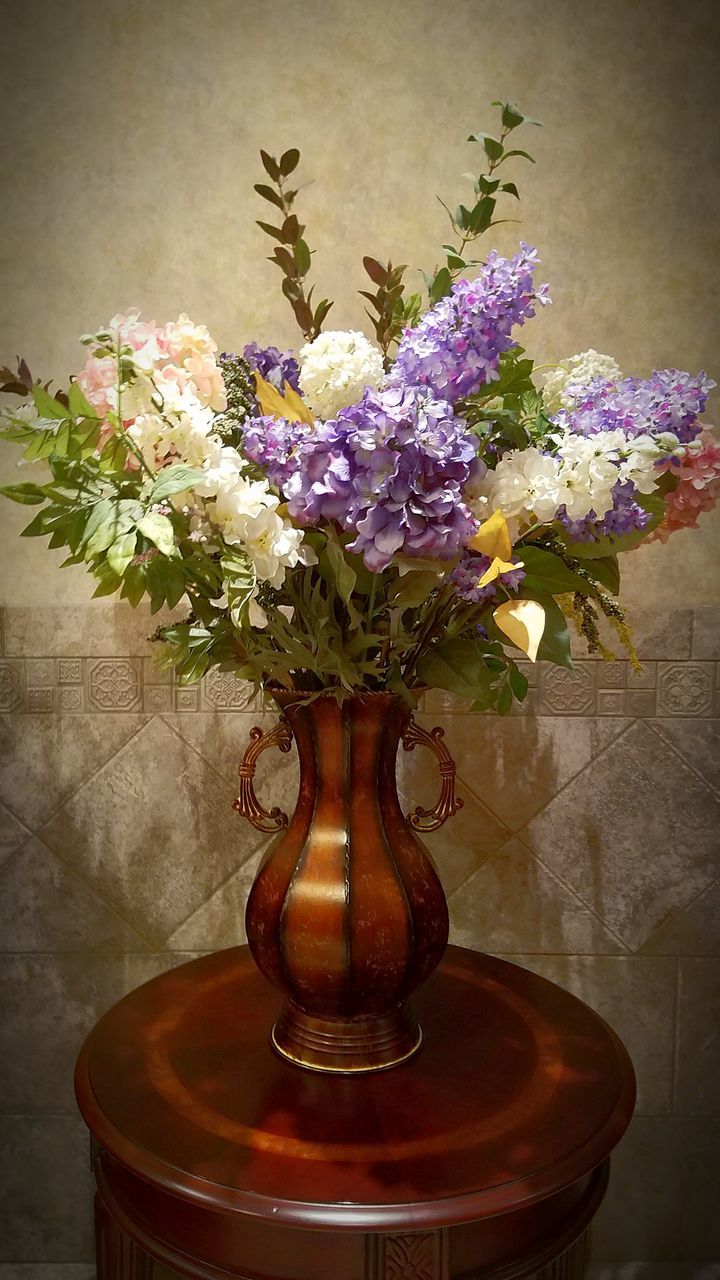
[0, 605, 718, 1278]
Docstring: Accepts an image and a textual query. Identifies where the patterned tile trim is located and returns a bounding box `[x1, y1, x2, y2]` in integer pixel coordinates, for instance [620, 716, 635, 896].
[0, 655, 718, 716]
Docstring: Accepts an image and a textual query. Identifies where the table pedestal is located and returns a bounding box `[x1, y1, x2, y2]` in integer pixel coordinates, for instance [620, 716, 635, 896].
[76, 946, 635, 1280]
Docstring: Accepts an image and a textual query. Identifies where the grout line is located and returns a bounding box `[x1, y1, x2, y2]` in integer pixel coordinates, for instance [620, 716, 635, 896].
[645, 719, 720, 802]
[518, 837, 632, 954]
[671, 956, 681, 1115]
[640, 875, 720, 955]
[456, 715, 636, 831]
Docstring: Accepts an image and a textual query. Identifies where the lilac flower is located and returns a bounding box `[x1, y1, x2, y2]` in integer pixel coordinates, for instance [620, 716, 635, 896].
[242, 342, 300, 392]
[450, 552, 525, 605]
[243, 384, 480, 571]
[558, 481, 651, 543]
[391, 243, 550, 403]
[552, 370, 715, 445]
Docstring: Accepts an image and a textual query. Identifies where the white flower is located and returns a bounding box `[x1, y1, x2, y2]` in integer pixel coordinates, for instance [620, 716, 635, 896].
[473, 447, 563, 523]
[298, 330, 384, 419]
[543, 349, 622, 413]
[194, 444, 246, 498]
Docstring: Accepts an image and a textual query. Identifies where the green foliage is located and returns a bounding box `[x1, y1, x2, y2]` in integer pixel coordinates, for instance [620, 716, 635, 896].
[359, 258, 421, 360]
[254, 148, 333, 340]
[427, 100, 541, 300]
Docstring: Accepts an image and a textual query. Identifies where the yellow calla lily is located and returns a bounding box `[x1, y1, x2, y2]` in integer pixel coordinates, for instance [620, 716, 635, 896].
[493, 598, 546, 663]
[254, 372, 314, 426]
[476, 556, 521, 589]
[468, 508, 512, 562]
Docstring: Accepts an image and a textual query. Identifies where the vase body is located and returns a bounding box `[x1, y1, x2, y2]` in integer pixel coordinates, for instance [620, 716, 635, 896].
[244, 692, 449, 1073]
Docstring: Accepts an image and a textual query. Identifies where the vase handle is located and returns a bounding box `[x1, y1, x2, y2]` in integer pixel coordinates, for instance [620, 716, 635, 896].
[401, 717, 463, 832]
[234, 719, 293, 833]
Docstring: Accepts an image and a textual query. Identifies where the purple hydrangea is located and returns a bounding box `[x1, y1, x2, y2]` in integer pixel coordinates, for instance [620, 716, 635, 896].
[242, 342, 300, 393]
[558, 481, 651, 543]
[450, 552, 525, 605]
[552, 370, 715, 445]
[390, 243, 550, 403]
[243, 384, 480, 571]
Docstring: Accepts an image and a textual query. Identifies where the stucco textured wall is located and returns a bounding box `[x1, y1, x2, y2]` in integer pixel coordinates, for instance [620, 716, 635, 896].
[0, 0, 719, 1275]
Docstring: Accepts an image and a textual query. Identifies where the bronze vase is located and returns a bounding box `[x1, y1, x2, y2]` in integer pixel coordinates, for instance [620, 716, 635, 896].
[234, 691, 462, 1073]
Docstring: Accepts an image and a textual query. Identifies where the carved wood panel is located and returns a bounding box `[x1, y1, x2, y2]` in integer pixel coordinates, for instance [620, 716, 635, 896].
[96, 1194, 154, 1279]
[367, 1229, 449, 1280]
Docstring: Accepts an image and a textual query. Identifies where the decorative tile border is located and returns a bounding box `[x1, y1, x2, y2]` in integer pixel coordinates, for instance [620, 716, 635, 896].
[0, 653, 718, 717]
[0, 603, 717, 716]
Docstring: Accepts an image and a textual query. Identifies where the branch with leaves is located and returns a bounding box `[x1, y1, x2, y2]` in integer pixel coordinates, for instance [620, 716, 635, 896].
[358, 257, 422, 363]
[254, 148, 333, 341]
[427, 99, 541, 304]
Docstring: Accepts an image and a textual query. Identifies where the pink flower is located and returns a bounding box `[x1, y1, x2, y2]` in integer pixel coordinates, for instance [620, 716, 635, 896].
[648, 427, 720, 542]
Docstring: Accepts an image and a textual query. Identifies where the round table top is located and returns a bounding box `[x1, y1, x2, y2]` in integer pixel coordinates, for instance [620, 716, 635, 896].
[75, 945, 635, 1232]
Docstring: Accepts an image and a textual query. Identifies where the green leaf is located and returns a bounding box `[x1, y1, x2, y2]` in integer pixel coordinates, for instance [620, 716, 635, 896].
[31, 385, 69, 420]
[500, 181, 520, 199]
[516, 546, 588, 596]
[322, 537, 357, 605]
[467, 197, 495, 234]
[0, 482, 47, 505]
[496, 683, 514, 715]
[498, 149, 535, 164]
[280, 147, 300, 176]
[293, 238, 311, 275]
[107, 530, 137, 577]
[256, 220, 285, 242]
[260, 149, 281, 181]
[67, 382, 96, 419]
[221, 548, 256, 627]
[416, 638, 492, 701]
[388, 570, 441, 609]
[509, 665, 529, 701]
[525, 592, 573, 669]
[122, 565, 146, 607]
[254, 182, 284, 210]
[587, 555, 620, 595]
[91, 560, 122, 598]
[429, 267, 452, 304]
[467, 132, 504, 162]
[137, 512, 176, 557]
[149, 465, 206, 502]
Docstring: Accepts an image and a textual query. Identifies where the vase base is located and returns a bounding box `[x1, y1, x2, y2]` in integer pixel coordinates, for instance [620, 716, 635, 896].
[271, 1002, 423, 1074]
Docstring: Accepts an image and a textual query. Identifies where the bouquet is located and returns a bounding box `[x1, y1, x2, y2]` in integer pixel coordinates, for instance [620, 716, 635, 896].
[1, 102, 717, 713]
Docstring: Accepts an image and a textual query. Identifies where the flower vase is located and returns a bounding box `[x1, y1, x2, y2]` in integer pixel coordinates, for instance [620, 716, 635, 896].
[234, 691, 462, 1073]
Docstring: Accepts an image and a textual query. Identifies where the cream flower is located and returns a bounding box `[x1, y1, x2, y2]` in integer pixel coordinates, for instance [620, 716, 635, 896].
[543, 349, 622, 413]
[298, 330, 384, 419]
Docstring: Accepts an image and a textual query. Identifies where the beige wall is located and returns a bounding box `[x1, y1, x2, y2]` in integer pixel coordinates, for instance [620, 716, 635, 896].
[1, 0, 719, 605]
[1, 1, 719, 1276]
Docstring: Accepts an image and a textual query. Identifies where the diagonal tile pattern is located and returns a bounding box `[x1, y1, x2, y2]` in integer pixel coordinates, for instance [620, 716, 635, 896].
[523, 721, 720, 951]
[0, 713, 147, 829]
[39, 718, 268, 946]
[449, 837, 627, 955]
[0, 838, 148, 953]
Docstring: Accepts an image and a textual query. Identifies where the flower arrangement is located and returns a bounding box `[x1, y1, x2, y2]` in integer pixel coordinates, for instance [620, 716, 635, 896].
[1, 102, 717, 712]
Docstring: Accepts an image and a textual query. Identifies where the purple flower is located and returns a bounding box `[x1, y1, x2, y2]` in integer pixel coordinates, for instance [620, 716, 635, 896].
[242, 342, 300, 393]
[243, 385, 481, 571]
[558, 481, 650, 543]
[450, 551, 525, 605]
[552, 370, 715, 445]
[390, 243, 550, 403]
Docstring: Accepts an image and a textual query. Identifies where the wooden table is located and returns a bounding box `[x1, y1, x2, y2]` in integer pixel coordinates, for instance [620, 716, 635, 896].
[75, 945, 635, 1280]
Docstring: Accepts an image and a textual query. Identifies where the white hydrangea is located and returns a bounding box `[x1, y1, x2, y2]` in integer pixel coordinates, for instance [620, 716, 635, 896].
[213, 482, 313, 588]
[298, 330, 384, 419]
[473, 429, 670, 526]
[543, 349, 622, 414]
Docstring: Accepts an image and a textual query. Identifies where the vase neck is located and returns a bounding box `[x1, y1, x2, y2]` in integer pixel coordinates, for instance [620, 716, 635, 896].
[273, 693, 411, 800]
